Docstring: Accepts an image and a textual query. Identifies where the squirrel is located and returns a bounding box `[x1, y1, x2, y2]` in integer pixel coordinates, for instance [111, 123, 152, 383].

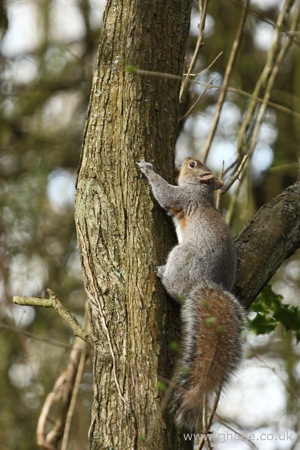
[137, 157, 244, 431]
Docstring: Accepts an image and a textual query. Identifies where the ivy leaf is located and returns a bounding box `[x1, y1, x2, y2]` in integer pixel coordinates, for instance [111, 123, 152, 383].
[248, 285, 300, 342]
[248, 312, 278, 335]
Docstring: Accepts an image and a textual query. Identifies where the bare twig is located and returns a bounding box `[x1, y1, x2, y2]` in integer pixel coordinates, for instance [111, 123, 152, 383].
[225, 180, 244, 226]
[220, 154, 249, 225]
[61, 340, 88, 450]
[187, 51, 223, 78]
[269, 162, 300, 173]
[13, 290, 93, 347]
[215, 161, 225, 210]
[226, 0, 299, 224]
[180, 78, 215, 120]
[216, 416, 259, 450]
[236, 0, 297, 155]
[37, 371, 68, 449]
[0, 322, 72, 349]
[127, 66, 184, 82]
[196, 387, 222, 450]
[245, 2, 300, 160]
[179, 0, 210, 101]
[128, 67, 300, 119]
[37, 338, 89, 450]
[201, 0, 249, 163]
[219, 86, 300, 118]
[221, 155, 248, 194]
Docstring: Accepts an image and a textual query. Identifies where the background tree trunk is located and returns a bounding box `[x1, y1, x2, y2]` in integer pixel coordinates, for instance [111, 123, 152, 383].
[75, 1, 192, 449]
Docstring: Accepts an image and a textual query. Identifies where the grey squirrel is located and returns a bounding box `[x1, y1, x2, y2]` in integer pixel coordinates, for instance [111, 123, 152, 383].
[137, 157, 244, 431]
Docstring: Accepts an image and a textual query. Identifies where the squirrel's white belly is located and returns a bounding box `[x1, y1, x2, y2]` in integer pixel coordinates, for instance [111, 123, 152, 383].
[173, 217, 184, 243]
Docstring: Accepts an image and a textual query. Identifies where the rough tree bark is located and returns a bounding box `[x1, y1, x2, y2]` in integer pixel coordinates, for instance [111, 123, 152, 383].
[74, 2, 300, 450]
[235, 180, 300, 308]
[75, 1, 192, 449]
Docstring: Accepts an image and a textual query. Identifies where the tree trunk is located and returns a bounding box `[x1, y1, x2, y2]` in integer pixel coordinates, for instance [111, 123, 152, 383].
[75, 1, 192, 449]
[74, 1, 300, 449]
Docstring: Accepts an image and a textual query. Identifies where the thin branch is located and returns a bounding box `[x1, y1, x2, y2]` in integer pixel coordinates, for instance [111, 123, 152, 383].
[225, 179, 244, 226]
[236, 0, 297, 155]
[251, 352, 300, 401]
[37, 370, 67, 450]
[0, 322, 73, 349]
[201, 0, 249, 163]
[179, 0, 210, 101]
[61, 341, 87, 450]
[180, 78, 215, 120]
[196, 387, 222, 450]
[127, 66, 184, 82]
[215, 161, 225, 210]
[221, 155, 248, 194]
[269, 162, 300, 173]
[216, 417, 259, 450]
[36, 338, 89, 450]
[187, 51, 223, 78]
[226, 0, 299, 223]
[128, 67, 300, 119]
[222, 86, 300, 118]
[13, 289, 93, 347]
[246, 2, 300, 160]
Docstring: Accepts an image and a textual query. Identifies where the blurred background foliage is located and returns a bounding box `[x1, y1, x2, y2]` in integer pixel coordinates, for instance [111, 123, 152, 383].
[0, 0, 299, 449]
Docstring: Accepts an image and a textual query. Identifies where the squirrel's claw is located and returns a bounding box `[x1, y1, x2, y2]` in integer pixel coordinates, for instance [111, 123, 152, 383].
[137, 160, 153, 174]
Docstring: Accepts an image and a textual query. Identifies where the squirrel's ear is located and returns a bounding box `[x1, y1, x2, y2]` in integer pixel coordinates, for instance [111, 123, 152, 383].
[213, 177, 224, 190]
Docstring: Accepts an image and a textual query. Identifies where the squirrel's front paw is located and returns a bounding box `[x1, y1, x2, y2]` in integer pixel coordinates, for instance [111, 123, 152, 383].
[137, 160, 153, 175]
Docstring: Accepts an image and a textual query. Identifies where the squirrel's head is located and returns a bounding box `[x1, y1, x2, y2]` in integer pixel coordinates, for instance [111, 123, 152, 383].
[178, 157, 224, 190]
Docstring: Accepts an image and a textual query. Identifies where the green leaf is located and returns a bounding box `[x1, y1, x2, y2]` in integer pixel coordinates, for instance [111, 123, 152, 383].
[248, 285, 300, 342]
[248, 311, 278, 335]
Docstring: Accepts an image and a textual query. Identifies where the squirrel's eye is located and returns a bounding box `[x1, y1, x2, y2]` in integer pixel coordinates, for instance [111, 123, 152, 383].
[189, 161, 196, 169]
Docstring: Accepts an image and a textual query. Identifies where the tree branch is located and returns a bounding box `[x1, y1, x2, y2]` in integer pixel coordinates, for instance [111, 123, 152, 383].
[13, 289, 93, 347]
[234, 180, 300, 308]
[221, 155, 248, 194]
[236, 0, 298, 156]
[128, 67, 300, 119]
[36, 338, 89, 450]
[201, 0, 249, 162]
[179, 0, 209, 101]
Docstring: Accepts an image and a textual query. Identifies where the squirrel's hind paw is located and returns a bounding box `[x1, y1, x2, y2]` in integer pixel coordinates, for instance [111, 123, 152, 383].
[157, 265, 166, 278]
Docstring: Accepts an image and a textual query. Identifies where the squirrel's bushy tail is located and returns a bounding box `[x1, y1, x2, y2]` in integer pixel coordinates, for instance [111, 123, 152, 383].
[170, 282, 244, 431]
